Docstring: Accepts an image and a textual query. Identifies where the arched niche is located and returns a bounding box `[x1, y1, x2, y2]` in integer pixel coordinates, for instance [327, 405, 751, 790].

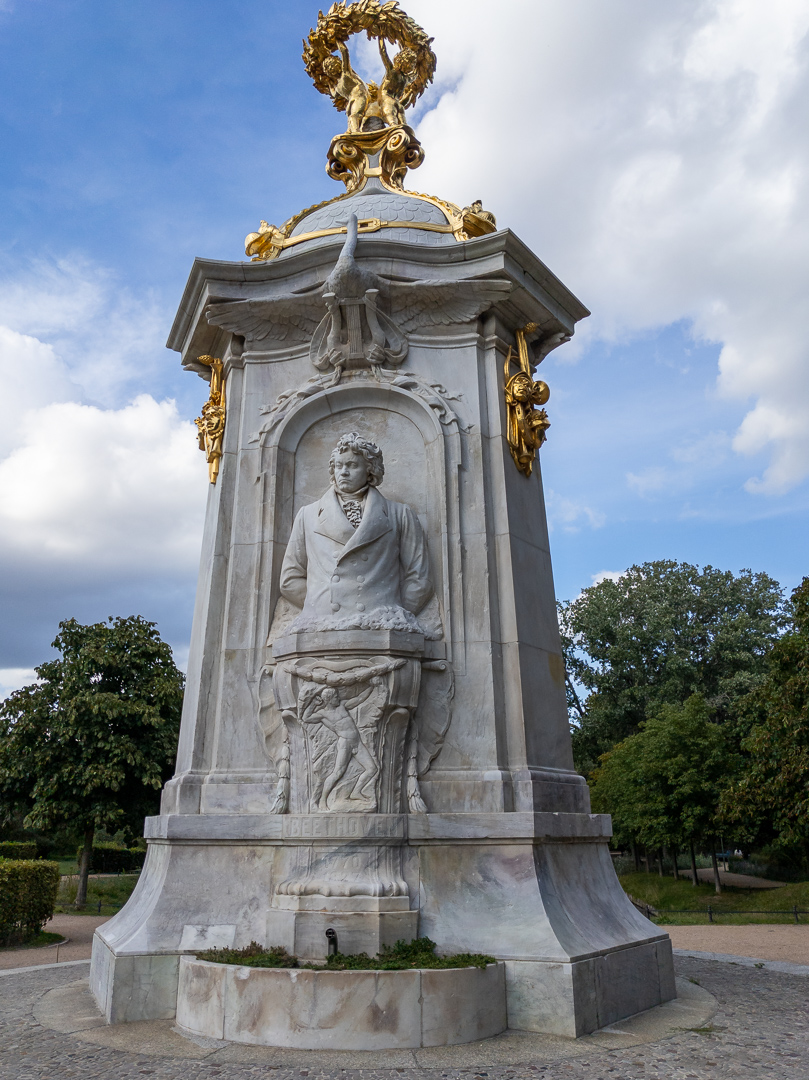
[255, 381, 460, 665]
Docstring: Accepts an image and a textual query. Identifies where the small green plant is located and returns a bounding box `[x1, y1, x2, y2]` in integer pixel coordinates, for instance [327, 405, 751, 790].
[197, 942, 298, 967]
[195, 936, 496, 971]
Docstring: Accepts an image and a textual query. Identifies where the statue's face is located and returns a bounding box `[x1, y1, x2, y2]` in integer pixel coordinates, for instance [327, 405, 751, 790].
[333, 449, 370, 494]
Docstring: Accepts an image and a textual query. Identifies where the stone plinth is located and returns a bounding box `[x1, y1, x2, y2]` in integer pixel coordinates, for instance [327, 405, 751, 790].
[176, 957, 508, 1049]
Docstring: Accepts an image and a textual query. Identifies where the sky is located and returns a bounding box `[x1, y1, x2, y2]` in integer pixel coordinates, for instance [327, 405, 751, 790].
[1, 0, 808, 695]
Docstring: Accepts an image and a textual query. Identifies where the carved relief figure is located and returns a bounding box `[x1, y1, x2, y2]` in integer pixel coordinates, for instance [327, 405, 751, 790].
[300, 683, 378, 809]
[280, 432, 434, 635]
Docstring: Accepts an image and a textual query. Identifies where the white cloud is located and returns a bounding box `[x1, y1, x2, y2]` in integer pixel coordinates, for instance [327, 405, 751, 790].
[545, 489, 606, 533]
[626, 467, 671, 497]
[0, 257, 208, 669]
[405, 0, 809, 494]
[0, 395, 206, 573]
[0, 257, 168, 407]
[0, 668, 37, 701]
[591, 571, 624, 587]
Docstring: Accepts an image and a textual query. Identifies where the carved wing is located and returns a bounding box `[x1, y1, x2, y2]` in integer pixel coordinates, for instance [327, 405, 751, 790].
[206, 295, 326, 343]
[384, 279, 511, 333]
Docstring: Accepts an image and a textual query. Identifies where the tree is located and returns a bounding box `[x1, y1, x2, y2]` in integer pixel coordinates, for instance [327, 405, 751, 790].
[720, 577, 809, 868]
[589, 695, 731, 891]
[0, 616, 183, 907]
[559, 561, 785, 774]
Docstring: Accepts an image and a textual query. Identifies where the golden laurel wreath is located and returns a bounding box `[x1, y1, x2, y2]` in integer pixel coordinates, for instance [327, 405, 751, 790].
[303, 0, 436, 112]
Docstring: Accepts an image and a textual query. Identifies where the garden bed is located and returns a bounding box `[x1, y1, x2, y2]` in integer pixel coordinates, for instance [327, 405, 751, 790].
[178, 939, 503, 1049]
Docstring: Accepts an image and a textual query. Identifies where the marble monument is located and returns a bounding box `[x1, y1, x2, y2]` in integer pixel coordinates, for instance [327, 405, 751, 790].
[91, 0, 675, 1041]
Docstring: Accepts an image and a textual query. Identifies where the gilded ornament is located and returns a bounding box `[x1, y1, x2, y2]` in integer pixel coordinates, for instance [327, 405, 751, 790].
[504, 324, 551, 478]
[302, 1, 436, 126]
[244, 3, 498, 262]
[194, 355, 226, 484]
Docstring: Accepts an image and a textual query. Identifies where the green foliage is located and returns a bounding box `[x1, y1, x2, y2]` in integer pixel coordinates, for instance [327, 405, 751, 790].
[196, 937, 496, 971]
[559, 560, 785, 773]
[197, 942, 298, 967]
[0, 615, 183, 905]
[0, 842, 36, 860]
[75, 843, 145, 874]
[589, 695, 729, 851]
[55, 872, 139, 914]
[320, 937, 495, 971]
[0, 859, 60, 944]
[620, 871, 809, 924]
[720, 577, 809, 860]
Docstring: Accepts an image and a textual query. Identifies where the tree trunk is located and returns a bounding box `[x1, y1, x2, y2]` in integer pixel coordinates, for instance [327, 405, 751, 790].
[690, 841, 699, 887]
[632, 841, 640, 872]
[710, 848, 722, 894]
[644, 847, 650, 873]
[672, 847, 680, 881]
[75, 826, 94, 909]
[657, 849, 664, 877]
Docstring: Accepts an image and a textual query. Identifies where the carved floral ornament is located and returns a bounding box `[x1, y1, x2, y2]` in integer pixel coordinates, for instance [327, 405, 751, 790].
[243, 2, 498, 262]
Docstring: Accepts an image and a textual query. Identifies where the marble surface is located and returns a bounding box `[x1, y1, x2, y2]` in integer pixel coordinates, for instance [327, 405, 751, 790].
[93, 211, 673, 1040]
[175, 958, 507, 1049]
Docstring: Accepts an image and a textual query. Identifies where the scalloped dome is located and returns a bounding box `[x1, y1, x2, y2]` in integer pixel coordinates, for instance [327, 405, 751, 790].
[283, 179, 456, 254]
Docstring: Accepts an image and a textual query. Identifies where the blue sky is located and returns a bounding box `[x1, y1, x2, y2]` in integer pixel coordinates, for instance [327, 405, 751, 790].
[1, 0, 808, 691]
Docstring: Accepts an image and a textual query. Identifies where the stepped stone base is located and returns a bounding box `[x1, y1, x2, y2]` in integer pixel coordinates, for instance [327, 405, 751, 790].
[90, 810, 675, 1034]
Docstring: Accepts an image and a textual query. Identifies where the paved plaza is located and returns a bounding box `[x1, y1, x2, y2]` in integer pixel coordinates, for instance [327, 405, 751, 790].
[1, 954, 806, 1079]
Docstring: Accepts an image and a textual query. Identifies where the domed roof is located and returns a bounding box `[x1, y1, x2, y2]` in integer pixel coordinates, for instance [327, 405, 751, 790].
[281, 178, 457, 255]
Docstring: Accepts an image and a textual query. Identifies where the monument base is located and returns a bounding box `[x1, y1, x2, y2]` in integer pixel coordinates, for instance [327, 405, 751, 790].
[91, 810, 674, 1033]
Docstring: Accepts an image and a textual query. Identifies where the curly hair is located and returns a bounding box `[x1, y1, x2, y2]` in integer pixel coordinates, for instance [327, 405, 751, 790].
[328, 432, 385, 488]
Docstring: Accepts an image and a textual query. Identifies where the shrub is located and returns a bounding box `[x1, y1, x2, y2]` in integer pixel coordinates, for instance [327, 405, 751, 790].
[197, 942, 298, 967]
[0, 860, 60, 944]
[75, 842, 145, 873]
[196, 937, 496, 971]
[0, 842, 37, 860]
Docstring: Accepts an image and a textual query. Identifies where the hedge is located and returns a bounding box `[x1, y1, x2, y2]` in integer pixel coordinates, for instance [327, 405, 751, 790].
[0, 842, 37, 860]
[75, 843, 145, 873]
[0, 860, 60, 944]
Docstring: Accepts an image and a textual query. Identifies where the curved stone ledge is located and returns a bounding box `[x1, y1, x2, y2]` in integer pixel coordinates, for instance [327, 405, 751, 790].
[175, 956, 507, 1049]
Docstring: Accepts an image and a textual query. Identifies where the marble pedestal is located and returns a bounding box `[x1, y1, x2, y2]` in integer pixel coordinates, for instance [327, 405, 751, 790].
[91, 209, 675, 1038]
[91, 809, 673, 1034]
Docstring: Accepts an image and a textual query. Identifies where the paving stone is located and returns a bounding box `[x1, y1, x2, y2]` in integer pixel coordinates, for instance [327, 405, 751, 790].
[0, 956, 806, 1079]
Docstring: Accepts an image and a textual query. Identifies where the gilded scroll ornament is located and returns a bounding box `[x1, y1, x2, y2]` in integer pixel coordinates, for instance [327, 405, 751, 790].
[194, 355, 226, 484]
[504, 324, 551, 478]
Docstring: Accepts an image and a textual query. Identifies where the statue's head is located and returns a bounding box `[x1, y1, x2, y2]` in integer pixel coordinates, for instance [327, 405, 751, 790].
[321, 687, 339, 705]
[329, 432, 384, 494]
[394, 47, 418, 75]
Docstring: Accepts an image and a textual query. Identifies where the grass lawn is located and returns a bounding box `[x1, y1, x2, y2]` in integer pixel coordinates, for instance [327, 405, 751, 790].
[0, 930, 64, 951]
[620, 871, 809, 924]
[57, 858, 79, 876]
[55, 873, 139, 915]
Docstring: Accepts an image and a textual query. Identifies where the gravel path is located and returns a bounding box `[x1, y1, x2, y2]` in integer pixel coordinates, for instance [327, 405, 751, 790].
[667, 924, 809, 964]
[694, 869, 787, 888]
[0, 916, 109, 971]
[1, 955, 807, 1079]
